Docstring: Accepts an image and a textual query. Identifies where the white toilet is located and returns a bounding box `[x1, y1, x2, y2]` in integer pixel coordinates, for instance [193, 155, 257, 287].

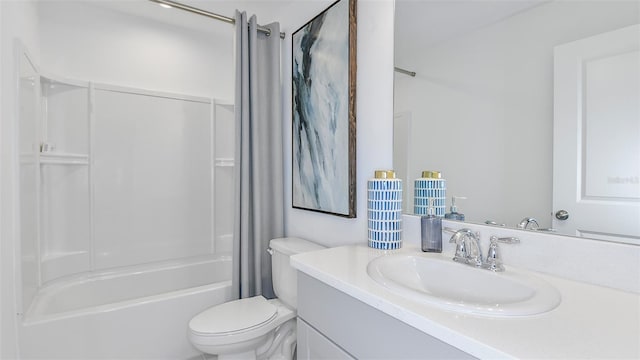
[188, 237, 324, 360]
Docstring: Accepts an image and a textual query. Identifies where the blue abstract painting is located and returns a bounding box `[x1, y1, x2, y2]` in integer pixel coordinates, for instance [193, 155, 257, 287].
[292, 0, 356, 217]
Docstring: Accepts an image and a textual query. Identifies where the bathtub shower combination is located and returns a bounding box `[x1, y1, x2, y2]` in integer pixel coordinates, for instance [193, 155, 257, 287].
[18, 49, 235, 358]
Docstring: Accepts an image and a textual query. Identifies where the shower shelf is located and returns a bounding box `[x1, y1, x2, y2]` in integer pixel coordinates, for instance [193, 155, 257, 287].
[40, 250, 90, 284]
[41, 250, 89, 262]
[40, 152, 89, 165]
[215, 158, 235, 167]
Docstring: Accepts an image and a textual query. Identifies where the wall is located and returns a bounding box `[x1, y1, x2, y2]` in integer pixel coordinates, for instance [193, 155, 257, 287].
[35, 0, 395, 264]
[37, 1, 233, 98]
[2, 2, 235, 357]
[1, 1, 40, 358]
[1, 0, 395, 355]
[35, 0, 396, 253]
[283, 0, 396, 247]
[35, 0, 236, 266]
[394, 0, 639, 228]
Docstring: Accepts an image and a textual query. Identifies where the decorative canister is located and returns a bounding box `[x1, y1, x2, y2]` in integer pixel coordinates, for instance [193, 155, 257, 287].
[414, 170, 446, 217]
[367, 170, 403, 250]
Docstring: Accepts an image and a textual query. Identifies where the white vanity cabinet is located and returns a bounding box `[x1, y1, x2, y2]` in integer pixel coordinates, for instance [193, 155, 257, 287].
[297, 319, 355, 360]
[296, 273, 474, 359]
[293, 244, 640, 359]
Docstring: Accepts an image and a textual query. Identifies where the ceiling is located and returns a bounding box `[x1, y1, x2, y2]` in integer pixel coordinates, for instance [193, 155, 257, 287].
[86, 0, 549, 65]
[395, 0, 548, 62]
[88, 0, 318, 35]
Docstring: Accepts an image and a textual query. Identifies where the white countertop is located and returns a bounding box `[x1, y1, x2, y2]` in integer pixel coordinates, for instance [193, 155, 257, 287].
[291, 244, 640, 359]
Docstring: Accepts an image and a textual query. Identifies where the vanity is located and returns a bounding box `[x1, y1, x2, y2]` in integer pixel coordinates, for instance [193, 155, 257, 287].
[291, 220, 640, 359]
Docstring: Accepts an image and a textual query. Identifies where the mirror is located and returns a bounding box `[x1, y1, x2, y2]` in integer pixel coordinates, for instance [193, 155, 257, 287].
[394, 0, 640, 243]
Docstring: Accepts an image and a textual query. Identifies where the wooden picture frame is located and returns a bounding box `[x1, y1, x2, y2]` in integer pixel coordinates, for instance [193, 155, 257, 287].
[291, 0, 357, 218]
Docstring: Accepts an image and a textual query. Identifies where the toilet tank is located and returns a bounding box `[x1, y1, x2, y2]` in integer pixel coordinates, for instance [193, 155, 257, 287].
[269, 237, 325, 309]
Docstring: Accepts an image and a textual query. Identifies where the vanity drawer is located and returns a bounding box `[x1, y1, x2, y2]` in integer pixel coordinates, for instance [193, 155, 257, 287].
[297, 272, 475, 359]
[297, 318, 355, 360]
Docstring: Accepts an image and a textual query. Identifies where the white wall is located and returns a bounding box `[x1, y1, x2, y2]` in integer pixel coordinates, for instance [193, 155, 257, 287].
[37, 1, 233, 98]
[394, 0, 639, 229]
[1, 0, 395, 355]
[36, 0, 396, 252]
[1, 1, 40, 357]
[283, 0, 396, 247]
[2, 2, 235, 356]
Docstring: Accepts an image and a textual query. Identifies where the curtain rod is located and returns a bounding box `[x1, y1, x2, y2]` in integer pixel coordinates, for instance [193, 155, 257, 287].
[148, 0, 286, 39]
[394, 67, 416, 77]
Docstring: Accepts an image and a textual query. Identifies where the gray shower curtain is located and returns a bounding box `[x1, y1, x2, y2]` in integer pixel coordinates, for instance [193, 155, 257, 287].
[232, 11, 283, 300]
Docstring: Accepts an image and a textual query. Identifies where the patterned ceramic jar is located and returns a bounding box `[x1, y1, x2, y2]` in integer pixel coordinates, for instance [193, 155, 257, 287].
[368, 170, 403, 250]
[414, 170, 446, 217]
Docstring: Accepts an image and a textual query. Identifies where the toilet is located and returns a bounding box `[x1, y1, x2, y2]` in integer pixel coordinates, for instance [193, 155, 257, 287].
[188, 237, 324, 360]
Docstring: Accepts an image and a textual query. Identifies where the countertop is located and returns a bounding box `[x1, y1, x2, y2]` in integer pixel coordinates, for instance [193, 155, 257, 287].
[291, 244, 640, 359]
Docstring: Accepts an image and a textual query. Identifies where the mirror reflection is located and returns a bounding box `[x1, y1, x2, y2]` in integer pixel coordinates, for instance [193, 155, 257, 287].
[394, 0, 640, 244]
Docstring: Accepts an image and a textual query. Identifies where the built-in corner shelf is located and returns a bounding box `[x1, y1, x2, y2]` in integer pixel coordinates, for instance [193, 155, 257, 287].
[215, 158, 234, 167]
[40, 152, 89, 165]
[41, 250, 89, 263]
[40, 250, 91, 284]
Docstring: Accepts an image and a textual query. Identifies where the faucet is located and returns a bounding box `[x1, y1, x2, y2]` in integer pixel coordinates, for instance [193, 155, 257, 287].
[482, 236, 521, 272]
[449, 229, 520, 272]
[449, 229, 483, 267]
[517, 217, 539, 230]
[517, 217, 557, 232]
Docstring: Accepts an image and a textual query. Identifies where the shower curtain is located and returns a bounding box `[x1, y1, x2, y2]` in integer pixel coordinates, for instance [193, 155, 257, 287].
[232, 11, 283, 300]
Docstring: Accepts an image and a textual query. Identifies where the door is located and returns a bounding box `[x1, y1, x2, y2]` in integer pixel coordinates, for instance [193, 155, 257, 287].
[553, 24, 640, 244]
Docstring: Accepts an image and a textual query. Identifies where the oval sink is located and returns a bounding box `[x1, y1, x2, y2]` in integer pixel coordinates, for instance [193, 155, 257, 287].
[367, 254, 561, 317]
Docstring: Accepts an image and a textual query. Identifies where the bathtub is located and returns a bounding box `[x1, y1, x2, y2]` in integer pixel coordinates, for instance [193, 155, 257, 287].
[20, 254, 233, 359]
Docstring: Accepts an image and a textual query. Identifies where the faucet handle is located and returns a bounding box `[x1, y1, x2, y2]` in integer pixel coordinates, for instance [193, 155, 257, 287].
[518, 217, 539, 230]
[492, 236, 520, 244]
[483, 236, 520, 272]
[449, 230, 468, 263]
[443, 227, 458, 235]
[449, 229, 482, 265]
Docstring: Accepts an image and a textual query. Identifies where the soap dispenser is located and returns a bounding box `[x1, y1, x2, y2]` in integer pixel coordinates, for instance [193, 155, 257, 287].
[444, 196, 466, 221]
[421, 199, 442, 253]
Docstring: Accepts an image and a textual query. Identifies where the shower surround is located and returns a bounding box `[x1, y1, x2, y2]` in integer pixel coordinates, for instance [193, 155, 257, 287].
[18, 51, 235, 357]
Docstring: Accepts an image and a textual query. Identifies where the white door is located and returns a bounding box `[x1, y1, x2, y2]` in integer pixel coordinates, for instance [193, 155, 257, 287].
[553, 24, 640, 244]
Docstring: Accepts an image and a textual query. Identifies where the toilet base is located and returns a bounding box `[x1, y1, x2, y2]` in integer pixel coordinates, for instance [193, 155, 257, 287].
[218, 350, 260, 360]
[197, 318, 297, 360]
[257, 319, 296, 360]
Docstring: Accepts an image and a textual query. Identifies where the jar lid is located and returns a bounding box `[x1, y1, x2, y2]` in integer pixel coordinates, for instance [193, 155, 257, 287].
[421, 171, 441, 179]
[374, 170, 396, 179]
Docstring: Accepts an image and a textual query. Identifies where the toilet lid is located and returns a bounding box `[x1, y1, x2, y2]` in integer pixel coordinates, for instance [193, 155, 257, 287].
[189, 296, 278, 335]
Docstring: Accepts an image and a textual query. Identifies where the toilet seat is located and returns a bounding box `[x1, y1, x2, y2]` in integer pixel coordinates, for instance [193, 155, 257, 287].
[189, 297, 295, 348]
[190, 296, 277, 335]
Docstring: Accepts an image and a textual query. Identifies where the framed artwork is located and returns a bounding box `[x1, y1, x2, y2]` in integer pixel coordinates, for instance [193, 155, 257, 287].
[292, 0, 357, 218]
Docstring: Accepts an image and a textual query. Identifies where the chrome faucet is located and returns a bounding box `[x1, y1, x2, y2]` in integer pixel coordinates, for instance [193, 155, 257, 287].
[449, 229, 520, 272]
[517, 217, 557, 232]
[482, 236, 520, 272]
[517, 217, 539, 230]
[449, 229, 483, 267]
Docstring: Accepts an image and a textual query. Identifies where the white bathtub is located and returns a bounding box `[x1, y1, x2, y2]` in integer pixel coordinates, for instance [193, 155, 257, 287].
[20, 254, 233, 359]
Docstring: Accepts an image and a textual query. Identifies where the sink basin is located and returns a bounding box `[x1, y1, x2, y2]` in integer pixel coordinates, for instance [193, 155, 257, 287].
[367, 254, 560, 317]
